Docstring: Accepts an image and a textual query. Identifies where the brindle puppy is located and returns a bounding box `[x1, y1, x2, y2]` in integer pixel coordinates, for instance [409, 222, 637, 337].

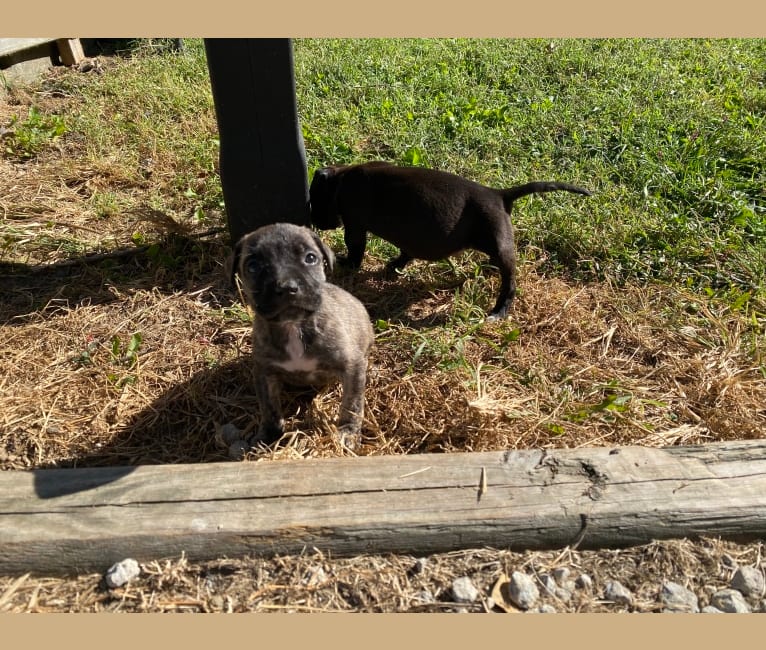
[231, 223, 374, 451]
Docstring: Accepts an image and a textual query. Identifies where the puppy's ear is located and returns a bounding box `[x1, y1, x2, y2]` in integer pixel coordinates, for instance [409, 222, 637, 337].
[310, 230, 335, 275]
[314, 166, 335, 181]
[229, 236, 244, 287]
[309, 166, 343, 229]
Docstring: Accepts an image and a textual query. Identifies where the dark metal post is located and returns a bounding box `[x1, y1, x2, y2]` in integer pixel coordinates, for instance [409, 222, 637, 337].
[204, 38, 310, 244]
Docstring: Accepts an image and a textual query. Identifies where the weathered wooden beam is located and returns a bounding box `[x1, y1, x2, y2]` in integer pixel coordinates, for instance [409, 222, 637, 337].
[55, 39, 85, 66]
[0, 38, 83, 65]
[1, 441, 766, 575]
[0, 38, 55, 59]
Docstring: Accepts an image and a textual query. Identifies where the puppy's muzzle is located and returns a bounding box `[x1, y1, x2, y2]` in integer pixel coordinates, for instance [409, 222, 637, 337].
[256, 271, 321, 322]
[274, 279, 299, 296]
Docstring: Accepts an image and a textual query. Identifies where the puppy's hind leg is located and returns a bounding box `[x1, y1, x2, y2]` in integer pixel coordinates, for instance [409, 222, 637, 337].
[384, 251, 413, 275]
[486, 243, 517, 321]
[249, 373, 286, 447]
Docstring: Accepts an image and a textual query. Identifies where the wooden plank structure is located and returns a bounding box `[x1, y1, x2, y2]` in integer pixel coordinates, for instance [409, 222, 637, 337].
[0, 38, 56, 59]
[55, 39, 85, 66]
[0, 38, 84, 65]
[2, 440, 766, 575]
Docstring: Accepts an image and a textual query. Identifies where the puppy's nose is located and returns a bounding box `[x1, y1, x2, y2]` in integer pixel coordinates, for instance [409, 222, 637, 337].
[276, 279, 300, 295]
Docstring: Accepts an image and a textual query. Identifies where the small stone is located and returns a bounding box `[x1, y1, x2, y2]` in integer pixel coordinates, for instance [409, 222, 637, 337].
[552, 567, 571, 586]
[721, 554, 737, 568]
[539, 573, 557, 596]
[539, 573, 573, 602]
[303, 566, 327, 587]
[452, 576, 479, 603]
[414, 589, 434, 604]
[604, 580, 633, 607]
[413, 557, 428, 574]
[508, 571, 540, 610]
[105, 558, 140, 588]
[701, 605, 723, 614]
[730, 565, 765, 598]
[660, 581, 699, 613]
[555, 585, 573, 603]
[531, 604, 557, 613]
[551, 568, 574, 601]
[710, 589, 751, 613]
[575, 574, 593, 591]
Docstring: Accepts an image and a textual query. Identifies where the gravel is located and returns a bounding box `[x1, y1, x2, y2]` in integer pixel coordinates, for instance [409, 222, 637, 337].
[533, 604, 558, 613]
[412, 557, 429, 575]
[603, 580, 634, 607]
[660, 581, 699, 613]
[709, 589, 751, 613]
[575, 573, 593, 591]
[540, 572, 573, 602]
[508, 571, 540, 610]
[553, 567, 573, 588]
[540, 573, 557, 595]
[104, 558, 140, 589]
[730, 566, 765, 598]
[451, 577, 480, 603]
[3, 538, 766, 612]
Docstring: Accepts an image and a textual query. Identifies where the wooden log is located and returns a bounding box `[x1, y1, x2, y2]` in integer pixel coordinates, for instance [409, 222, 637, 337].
[1, 440, 766, 575]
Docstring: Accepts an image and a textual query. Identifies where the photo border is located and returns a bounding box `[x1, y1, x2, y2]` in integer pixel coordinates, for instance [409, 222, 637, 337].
[2, 1, 764, 646]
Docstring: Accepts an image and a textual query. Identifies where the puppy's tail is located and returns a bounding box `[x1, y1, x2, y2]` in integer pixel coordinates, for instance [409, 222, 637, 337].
[500, 182, 592, 212]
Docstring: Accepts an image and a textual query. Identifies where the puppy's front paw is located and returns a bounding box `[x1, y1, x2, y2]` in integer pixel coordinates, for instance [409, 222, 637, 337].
[485, 305, 511, 321]
[335, 425, 362, 452]
[382, 261, 400, 277]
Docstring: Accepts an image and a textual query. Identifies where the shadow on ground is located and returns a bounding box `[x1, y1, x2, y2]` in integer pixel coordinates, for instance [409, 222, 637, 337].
[5, 233, 470, 477]
[1, 232, 229, 325]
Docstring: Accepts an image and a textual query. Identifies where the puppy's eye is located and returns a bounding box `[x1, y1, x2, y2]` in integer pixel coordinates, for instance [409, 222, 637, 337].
[304, 252, 319, 265]
[246, 259, 260, 275]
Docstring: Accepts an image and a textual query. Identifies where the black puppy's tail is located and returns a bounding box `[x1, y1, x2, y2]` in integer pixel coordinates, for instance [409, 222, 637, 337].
[500, 182, 591, 212]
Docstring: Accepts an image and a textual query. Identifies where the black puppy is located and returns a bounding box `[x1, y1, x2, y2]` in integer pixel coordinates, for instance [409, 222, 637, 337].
[310, 161, 591, 319]
[231, 223, 374, 451]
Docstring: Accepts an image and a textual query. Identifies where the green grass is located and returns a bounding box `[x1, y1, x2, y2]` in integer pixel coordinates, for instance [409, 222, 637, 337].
[11, 38, 765, 314]
[293, 38, 765, 310]
[3, 106, 68, 160]
[42, 39, 223, 219]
